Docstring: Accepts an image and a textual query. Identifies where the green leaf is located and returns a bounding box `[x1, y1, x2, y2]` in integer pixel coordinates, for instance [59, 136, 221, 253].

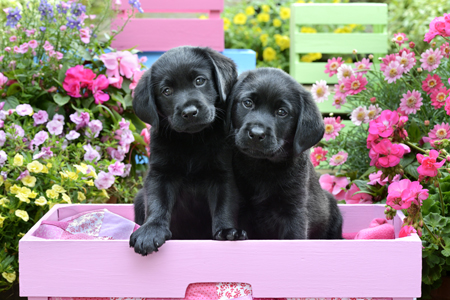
[360, 166, 377, 179]
[6, 83, 22, 96]
[53, 94, 71, 106]
[424, 213, 448, 229]
[404, 164, 419, 179]
[3, 96, 19, 110]
[81, 97, 94, 109]
[58, 63, 70, 83]
[110, 93, 126, 108]
[400, 152, 416, 168]
[422, 198, 441, 215]
[407, 121, 421, 143]
[123, 94, 133, 109]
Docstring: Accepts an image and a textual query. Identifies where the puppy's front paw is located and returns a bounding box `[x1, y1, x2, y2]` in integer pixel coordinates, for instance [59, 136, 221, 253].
[214, 228, 248, 241]
[129, 223, 172, 256]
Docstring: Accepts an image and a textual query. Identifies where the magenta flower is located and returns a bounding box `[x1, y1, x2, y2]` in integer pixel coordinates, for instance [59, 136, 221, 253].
[334, 81, 348, 98]
[83, 144, 101, 162]
[399, 90, 423, 115]
[94, 171, 115, 190]
[350, 106, 368, 126]
[43, 41, 54, 51]
[311, 80, 329, 103]
[324, 57, 343, 77]
[417, 150, 445, 177]
[0, 72, 8, 87]
[319, 174, 349, 200]
[99, 51, 140, 79]
[368, 171, 389, 186]
[323, 116, 345, 141]
[46, 120, 63, 135]
[404, 181, 429, 206]
[108, 161, 125, 176]
[424, 15, 450, 43]
[32, 130, 49, 146]
[422, 74, 443, 94]
[140, 126, 150, 145]
[370, 139, 406, 168]
[86, 120, 103, 138]
[91, 75, 109, 104]
[420, 48, 443, 72]
[65, 130, 80, 140]
[386, 179, 413, 209]
[109, 75, 123, 89]
[446, 96, 450, 116]
[399, 225, 417, 238]
[28, 40, 38, 49]
[70, 111, 90, 130]
[310, 147, 328, 167]
[79, 27, 90, 44]
[33, 110, 48, 125]
[396, 51, 416, 74]
[343, 73, 368, 95]
[393, 33, 408, 45]
[345, 184, 373, 204]
[380, 54, 397, 72]
[368, 110, 399, 138]
[329, 151, 348, 166]
[354, 58, 372, 74]
[16, 104, 33, 116]
[430, 87, 449, 109]
[383, 61, 404, 83]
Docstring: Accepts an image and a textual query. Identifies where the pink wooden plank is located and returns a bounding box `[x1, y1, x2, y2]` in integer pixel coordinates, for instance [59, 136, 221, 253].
[115, 0, 223, 13]
[111, 19, 224, 51]
[19, 204, 421, 299]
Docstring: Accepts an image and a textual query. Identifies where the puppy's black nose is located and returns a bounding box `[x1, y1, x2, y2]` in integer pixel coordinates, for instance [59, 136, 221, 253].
[248, 127, 266, 141]
[182, 106, 198, 120]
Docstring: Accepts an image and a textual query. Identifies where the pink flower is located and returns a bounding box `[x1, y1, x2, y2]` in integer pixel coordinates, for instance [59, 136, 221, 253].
[32, 110, 48, 125]
[141, 126, 150, 145]
[109, 75, 123, 89]
[336, 64, 355, 81]
[0, 150, 7, 166]
[332, 94, 347, 109]
[334, 81, 348, 98]
[10, 124, 24, 138]
[9, 36, 17, 42]
[53, 113, 65, 123]
[417, 150, 445, 177]
[354, 58, 372, 74]
[383, 61, 404, 83]
[368, 110, 399, 138]
[396, 51, 416, 74]
[70, 111, 90, 130]
[0, 131, 5, 147]
[25, 29, 36, 36]
[399, 225, 417, 238]
[86, 120, 103, 138]
[16, 104, 33, 116]
[441, 42, 450, 58]
[100, 51, 140, 79]
[94, 171, 115, 190]
[343, 73, 367, 95]
[46, 120, 63, 135]
[386, 179, 413, 209]
[366, 104, 382, 121]
[329, 151, 348, 166]
[420, 48, 443, 72]
[393, 33, 408, 45]
[4, 47, 11, 52]
[83, 144, 101, 162]
[139, 56, 147, 63]
[430, 87, 449, 109]
[43, 41, 54, 51]
[424, 15, 450, 43]
[345, 184, 373, 204]
[91, 75, 110, 104]
[350, 106, 368, 126]
[119, 118, 131, 130]
[28, 40, 38, 49]
[323, 116, 345, 141]
[319, 174, 349, 200]
[107, 146, 126, 161]
[65, 130, 80, 140]
[324, 57, 343, 77]
[404, 181, 429, 206]
[369, 139, 405, 168]
[130, 70, 144, 90]
[446, 96, 450, 116]
[32, 130, 49, 147]
[19, 42, 29, 53]
[368, 170, 401, 186]
[399, 90, 423, 115]
[311, 80, 329, 103]
[55, 52, 63, 60]
[310, 147, 327, 167]
[380, 54, 397, 72]
[0, 73, 7, 87]
[422, 74, 443, 94]
[60, 25, 67, 31]
[108, 161, 125, 176]
[80, 27, 91, 44]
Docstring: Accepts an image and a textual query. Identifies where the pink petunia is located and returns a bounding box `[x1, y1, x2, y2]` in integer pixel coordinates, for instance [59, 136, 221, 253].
[43, 41, 54, 51]
[345, 184, 373, 204]
[399, 225, 417, 238]
[310, 147, 328, 167]
[420, 48, 443, 72]
[368, 110, 399, 138]
[94, 171, 115, 190]
[369, 139, 406, 168]
[332, 94, 347, 109]
[396, 51, 416, 74]
[399, 90, 423, 115]
[323, 116, 345, 141]
[343, 73, 368, 95]
[16, 104, 33, 116]
[422, 74, 443, 94]
[350, 106, 368, 126]
[336, 64, 355, 81]
[319, 174, 349, 200]
[383, 61, 404, 83]
[354, 58, 372, 75]
[329, 151, 348, 166]
[324, 57, 343, 77]
[393, 33, 408, 45]
[46, 120, 63, 135]
[417, 150, 445, 177]
[70, 111, 90, 130]
[430, 87, 449, 109]
[86, 120, 103, 138]
[83, 144, 101, 162]
[31, 130, 49, 147]
[65, 130, 80, 140]
[108, 161, 125, 176]
[33, 110, 48, 125]
[91, 75, 110, 104]
[99, 51, 141, 79]
[311, 80, 330, 103]
[80, 27, 91, 44]
[53, 113, 65, 123]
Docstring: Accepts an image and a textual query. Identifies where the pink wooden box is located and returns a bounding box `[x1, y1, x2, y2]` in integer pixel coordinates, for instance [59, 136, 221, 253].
[19, 204, 421, 300]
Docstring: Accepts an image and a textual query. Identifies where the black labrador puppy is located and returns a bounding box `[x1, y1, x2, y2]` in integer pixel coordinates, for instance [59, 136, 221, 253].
[130, 46, 246, 256]
[227, 68, 343, 240]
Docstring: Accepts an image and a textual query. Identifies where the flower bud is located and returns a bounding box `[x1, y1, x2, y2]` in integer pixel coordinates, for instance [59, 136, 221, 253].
[417, 68, 422, 72]
[60, 25, 67, 31]
[431, 42, 436, 48]
[368, 54, 374, 59]
[409, 42, 415, 48]
[419, 220, 424, 227]
[352, 49, 358, 54]
[424, 120, 430, 126]
[329, 113, 334, 117]
[1, 93, 6, 98]
[370, 97, 376, 103]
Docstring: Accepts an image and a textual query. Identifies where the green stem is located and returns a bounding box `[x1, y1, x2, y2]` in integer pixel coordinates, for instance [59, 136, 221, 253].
[404, 141, 426, 154]
[438, 183, 446, 215]
[422, 217, 443, 247]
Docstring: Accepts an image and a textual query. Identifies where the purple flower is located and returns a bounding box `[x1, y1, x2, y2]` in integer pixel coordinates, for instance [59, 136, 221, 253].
[38, 0, 55, 21]
[66, 15, 81, 29]
[94, 171, 115, 190]
[33, 110, 49, 125]
[122, 164, 131, 177]
[16, 104, 34, 116]
[119, 118, 130, 130]
[65, 130, 80, 140]
[107, 146, 126, 161]
[9, 124, 24, 138]
[70, 111, 90, 130]
[0, 120, 3, 128]
[70, 2, 86, 16]
[32, 130, 49, 146]
[120, 129, 135, 145]
[0, 111, 6, 120]
[83, 144, 101, 161]
[0, 150, 7, 166]
[16, 170, 30, 181]
[40, 26, 46, 32]
[0, 102, 5, 110]
[1, 171, 7, 181]
[128, 0, 144, 13]
[33, 146, 53, 159]
[5, 7, 22, 28]
[108, 161, 125, 176]
[46, 120, 63, 135]
[86, 120, 103, 138]
[57, 1, 70, 14]
[0, 130, 5, 147]
[53, 113, 65, 123]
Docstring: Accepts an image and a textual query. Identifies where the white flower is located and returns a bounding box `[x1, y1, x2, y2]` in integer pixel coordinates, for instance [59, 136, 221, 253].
[337, 64, 355, 81]
[311, 80, 330, 103]
[350, 106, 369, 126]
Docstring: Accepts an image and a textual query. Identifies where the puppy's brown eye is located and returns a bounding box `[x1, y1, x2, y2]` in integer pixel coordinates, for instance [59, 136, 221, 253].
[162, 87, 173, 96]
[195, 77, 206, 86]
[242, 99, 254, 109]
[276, 108, 288, 117]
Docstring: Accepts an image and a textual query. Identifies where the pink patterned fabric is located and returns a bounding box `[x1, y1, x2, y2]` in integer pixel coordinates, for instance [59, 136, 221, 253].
[342, 218, 395, 240]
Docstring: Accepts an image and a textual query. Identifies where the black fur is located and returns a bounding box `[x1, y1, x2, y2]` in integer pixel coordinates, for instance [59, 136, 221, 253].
[130, 46, 247, 256]
[227, 68, 343, 240]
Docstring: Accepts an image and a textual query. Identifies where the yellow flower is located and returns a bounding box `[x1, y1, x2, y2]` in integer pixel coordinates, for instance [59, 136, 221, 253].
[16, 193, 30, 203]
[86, 180, 94, 186]
[345, 57, 353, 63]
[60, 171, 69, 179]
[17, 233, 25, 237]
[13, 154, 23, 166]
[198, 15, 208, 19]
[87, 169, 97, 178]
[67, 172, 78, 180]
[334, 27, 352, 34]
[15, 209, 29, 222]
[275, 35, 290, 51]
[263, 47, 277, 62]
[52, 184, 66, 193]
[35, 196, 47, 206]
[257, 13, 270, 23]
[300, 53, 322, 62]
[41, 165, 49, 174]
[62, 193, 71, 204]
[101, 189, 109, 198]
[21, 175, 37, 187]
[78, 192, 86, 201]
[223, 17, 231, 30]
[233, 13, 247, 25]
[273, 18, 282, 27]
[5, 181, 11, 192]
[47, 163, 52, 168]
[255, 27, 262, 33]
[261, 4, 270, 13]
[28, 191, 38, 199]
[259, 34, 269, 46]
[0, 198, 9, 206]
[0, 214, 5, 228]
[46, 189, 59, 199]
[27, 161, 44, 173]
[2, 272, 16, 283]
[280, 7, 290, 20]
[296, 0, 305, 3]
[245, 6, 255, 16]
[333, 0, 341, 3]
[19, 187, 31, 196]
[10, 184, 21, 194]
[300, 26, 317, 33]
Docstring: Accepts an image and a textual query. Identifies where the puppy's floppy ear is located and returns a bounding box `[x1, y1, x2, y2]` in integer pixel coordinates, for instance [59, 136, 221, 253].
[132, 69, 159, 132]
[205, 48, 238, 103]
[225, 71, 251, 132]
[293, 86, 325, 155]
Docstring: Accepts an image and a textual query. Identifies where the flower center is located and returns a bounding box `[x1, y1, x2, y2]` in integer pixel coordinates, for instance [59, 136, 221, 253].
[351, 80, 361, 90]
[330, 62, 338, 70]
[437, 93, 446, 102]
[334, 155, 344, 163]
[436, 128, 447, 139]
[396, 36, 403, 41]
[316, 154, 323, 160]
[339, 83, 346, 93]
[406, 96, 417, 108]
[429, 80, 436, 87]
[427, 55, 436, 64]
[335, 98, 341, 104]
[343, 70, 351, 77]
[316, 87, 325, 97]
[389, 68, 398, 77]
[399, 57, 408, 65]
[357, 111, 366, 120]
[367, 110, 376, 119]
[357, 64, 365, 70]
[325, 124, 334, 133]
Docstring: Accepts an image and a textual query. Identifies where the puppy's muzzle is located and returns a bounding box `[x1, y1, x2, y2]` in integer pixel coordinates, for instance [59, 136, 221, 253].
[247, 126, 266, 142]
[181, 105, 199, 121]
